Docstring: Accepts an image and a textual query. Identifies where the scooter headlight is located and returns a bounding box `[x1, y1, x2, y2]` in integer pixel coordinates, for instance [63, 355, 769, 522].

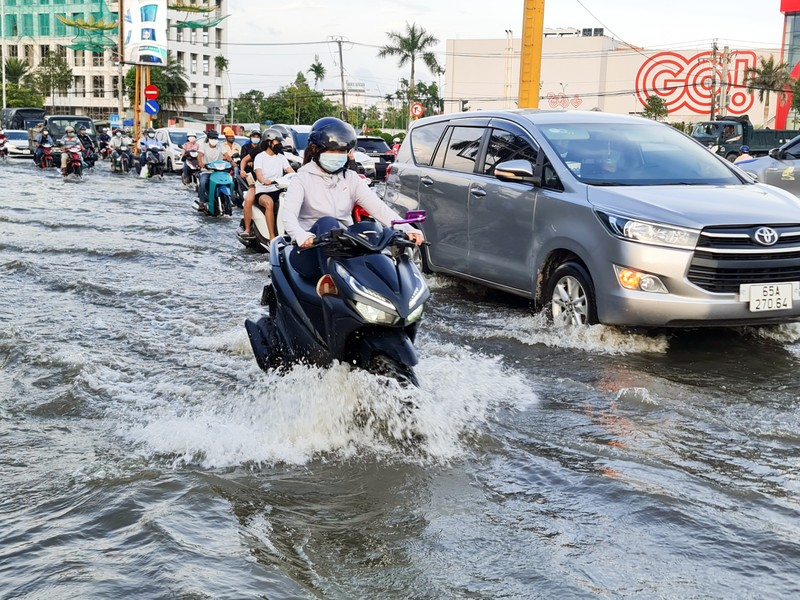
[407, 303, 424, 323]
[354, 301, 398, 325]
[334, 263, 396, 312]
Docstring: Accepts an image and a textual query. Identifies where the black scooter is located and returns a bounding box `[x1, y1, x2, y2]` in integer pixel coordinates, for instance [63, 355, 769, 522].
[245, 211, 429, 386]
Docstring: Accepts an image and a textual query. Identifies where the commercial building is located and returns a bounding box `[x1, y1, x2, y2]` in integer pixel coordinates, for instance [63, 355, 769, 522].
[444, 28, 782, 125]
[0, 0, 228, 121]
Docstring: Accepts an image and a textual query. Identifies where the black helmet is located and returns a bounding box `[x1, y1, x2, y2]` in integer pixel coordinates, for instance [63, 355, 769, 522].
[262, 128, 284, 142]
[145, 127, 155, 134]
[79, 125, 87, 132]
[249, 129, 261, 137]
[309, 117, 356, 152]
[206, 129, 219, 140]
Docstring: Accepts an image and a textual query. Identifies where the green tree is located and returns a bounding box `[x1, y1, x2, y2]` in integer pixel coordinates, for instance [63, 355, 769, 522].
[232, 89, 267, 123]
[215, 54, 231, 120]
[414, 80, 443, 116]
[5, 82, 44, 108]
[744, 55, 791, 125]
[262, 72, 337, 125]
[125, 54, 189, 121]
[642, 95, 669, 120]
[307, 55, 326, 89]
[4, 58, 31, 85]
[27, 54, 72, 108]
[378, 22, 441, 101]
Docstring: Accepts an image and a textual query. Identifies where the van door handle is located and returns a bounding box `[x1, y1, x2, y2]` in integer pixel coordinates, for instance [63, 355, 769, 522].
[470, 187, 487, 197]
[420, 176, 434, 186]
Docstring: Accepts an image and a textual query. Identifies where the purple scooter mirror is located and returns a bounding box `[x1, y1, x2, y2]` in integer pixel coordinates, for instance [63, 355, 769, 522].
[391, 210, 427, 226]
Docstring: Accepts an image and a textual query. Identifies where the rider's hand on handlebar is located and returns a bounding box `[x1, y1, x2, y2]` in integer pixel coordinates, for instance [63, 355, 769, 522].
[407, 231, 424, 246]
[300, 236, 315, 248]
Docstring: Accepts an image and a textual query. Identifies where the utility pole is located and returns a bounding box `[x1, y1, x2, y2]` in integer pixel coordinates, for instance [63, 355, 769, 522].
[718, 45, 730, 118]
[1, 0, 7, 111]
[518, 0, 545, 108]
[709, 40, 718, 121]
[117, 0, 124, 122]
[333, 36, 347, 121]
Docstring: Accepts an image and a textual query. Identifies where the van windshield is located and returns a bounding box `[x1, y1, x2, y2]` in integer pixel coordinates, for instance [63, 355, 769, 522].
[540, 122, 743, 186]
[48, 118, 95, 137]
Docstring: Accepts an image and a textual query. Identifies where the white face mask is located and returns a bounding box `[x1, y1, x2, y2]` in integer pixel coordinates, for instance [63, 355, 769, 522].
[208, 140, 218, 147]
[188, 137, 196, 143]
[116, 132, 122, 137]
[147, 133, 155, 138]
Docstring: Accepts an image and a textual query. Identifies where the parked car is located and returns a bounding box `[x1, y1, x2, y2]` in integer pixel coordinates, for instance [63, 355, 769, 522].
[384, 109, 800, 328]
[356, 135, 394, 179]
[735, 134, 800, 196]
[3, 129, 33, 158]
[154, 127, 206, 173]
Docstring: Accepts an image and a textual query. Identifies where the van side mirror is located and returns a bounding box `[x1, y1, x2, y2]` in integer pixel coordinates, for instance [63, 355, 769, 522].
[494, 159, 540, 186]
[769, 147, 783, 160]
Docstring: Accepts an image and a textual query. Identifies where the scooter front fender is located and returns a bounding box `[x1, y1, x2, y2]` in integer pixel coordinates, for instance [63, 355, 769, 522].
[352, 329, 419, 368]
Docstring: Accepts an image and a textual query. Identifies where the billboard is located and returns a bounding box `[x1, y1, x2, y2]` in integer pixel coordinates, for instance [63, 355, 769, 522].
[123, 0, 168, 66]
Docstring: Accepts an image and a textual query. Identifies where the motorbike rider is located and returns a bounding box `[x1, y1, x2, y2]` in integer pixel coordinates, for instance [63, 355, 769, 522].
[734, 144, 754, 163]
[240, 128, 295, 240]
[221, 126, 241, 162]
[59, 126, 85, 175]
[137, 126, 165, 173]
[237, 129, 262, 233]
[282, 117, 423, 279]
[110, 128, 133, 168]
[197, 130, 224, 207]
[77, 125, 96, 166]
[391, 137, 401, 155]
[34, 127, 55, 166]
[181, 131, 201, 183]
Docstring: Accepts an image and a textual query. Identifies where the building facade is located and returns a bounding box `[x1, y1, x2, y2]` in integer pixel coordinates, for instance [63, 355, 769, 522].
[445, 29, 783, 126]
[0, 0, 228, 121]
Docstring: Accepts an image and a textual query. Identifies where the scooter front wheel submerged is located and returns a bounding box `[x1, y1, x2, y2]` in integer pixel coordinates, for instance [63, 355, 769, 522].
[365, 352, 419, 388]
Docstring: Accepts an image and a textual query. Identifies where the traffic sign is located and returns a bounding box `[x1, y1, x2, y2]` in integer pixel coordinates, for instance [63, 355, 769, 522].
[109, 113, 121, 128]
[144, 100, 160, 115]
[410, 102, 424, 118]
[144, 84, 159, 101]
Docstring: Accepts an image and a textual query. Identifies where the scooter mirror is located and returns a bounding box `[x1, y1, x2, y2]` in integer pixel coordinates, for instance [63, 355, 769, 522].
[391, 210, 427, 225]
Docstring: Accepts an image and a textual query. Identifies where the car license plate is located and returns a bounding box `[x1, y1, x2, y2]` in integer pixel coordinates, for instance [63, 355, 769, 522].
[741, 283, 794, 312]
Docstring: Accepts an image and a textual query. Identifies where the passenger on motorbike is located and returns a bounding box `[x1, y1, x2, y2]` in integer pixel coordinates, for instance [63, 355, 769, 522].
[197, 130, 224, 207]
[137, 127, 165, 172]
[240, 128, 295, 239]
[110, 128, 133, 167]
[59, 126, 85, 175]
[77, 126, 96, 166]
[282, 117, 423, 279]
[238, 130, 262, 232]
[34, 128, 55, 166]
[181, 131, 201, 182]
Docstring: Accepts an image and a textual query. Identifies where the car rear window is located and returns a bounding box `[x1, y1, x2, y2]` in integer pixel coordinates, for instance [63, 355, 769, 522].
[409, 121, 447, 166]
[357, 138, 390, 153]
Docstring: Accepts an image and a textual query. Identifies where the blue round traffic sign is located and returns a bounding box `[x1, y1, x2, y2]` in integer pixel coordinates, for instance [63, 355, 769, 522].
[144, 100, 160, 115]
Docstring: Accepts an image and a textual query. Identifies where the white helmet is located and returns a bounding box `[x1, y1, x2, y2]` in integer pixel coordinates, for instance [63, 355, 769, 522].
[393, 137, 400, 143]
[187, 131, 197, 140]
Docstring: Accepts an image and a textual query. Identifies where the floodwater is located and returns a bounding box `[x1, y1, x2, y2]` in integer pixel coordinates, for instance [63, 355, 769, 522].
[1, 159, 799, 599]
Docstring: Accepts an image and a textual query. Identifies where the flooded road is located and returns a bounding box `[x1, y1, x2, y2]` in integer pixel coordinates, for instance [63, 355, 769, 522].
[1, 159, 799, 599]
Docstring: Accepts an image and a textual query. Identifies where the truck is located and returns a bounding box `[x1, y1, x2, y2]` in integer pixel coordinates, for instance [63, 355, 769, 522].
[690, 115, 800, 161]
[1, 107, 46, 131]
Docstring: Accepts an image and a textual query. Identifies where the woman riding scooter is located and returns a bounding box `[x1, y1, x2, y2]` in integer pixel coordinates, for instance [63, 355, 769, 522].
[281, 117, 423, 279]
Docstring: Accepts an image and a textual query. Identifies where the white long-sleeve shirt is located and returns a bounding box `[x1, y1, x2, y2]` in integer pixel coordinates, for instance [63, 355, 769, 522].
[281, 161, 414, 245]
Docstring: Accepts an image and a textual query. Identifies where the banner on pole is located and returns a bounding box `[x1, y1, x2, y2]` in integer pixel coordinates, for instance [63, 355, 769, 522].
[123, 0, 168, 66]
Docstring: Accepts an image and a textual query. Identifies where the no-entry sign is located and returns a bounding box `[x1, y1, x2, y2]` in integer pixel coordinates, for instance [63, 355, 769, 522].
[144, 84, 159, 101]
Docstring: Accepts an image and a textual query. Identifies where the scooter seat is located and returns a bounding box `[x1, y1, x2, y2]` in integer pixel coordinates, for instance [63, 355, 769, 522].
[280, 246, 322, 307]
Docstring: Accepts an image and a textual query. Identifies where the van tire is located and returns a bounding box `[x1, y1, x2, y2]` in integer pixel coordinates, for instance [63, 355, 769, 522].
[544, 261, 598, 326]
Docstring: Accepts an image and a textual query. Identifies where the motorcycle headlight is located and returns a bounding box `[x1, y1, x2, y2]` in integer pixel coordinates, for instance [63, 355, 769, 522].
[597, 212, 699, 249]
[407, 303, 424, 323]
[354, 301, 398, 325]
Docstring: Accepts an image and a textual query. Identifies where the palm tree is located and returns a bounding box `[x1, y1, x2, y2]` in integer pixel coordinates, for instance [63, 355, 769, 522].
[215, 54, 231, 122]
[5, 58, 31, 85]
[744, 55, 791, 125]
[307, 55, 326, 89]
[378, 22, 441, 102]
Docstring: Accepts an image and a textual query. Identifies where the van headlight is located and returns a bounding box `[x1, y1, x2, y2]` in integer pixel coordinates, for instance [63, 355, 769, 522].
[597, 212, 699, 249]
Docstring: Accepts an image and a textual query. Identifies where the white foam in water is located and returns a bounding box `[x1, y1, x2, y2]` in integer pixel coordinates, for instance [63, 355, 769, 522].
[440, 310, 669, 355]
[740, 322, 800, 344]
[119, 337, 538, 468]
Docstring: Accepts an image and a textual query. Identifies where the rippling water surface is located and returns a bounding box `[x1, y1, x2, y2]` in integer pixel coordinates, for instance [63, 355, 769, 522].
[2, 161, 800, 599]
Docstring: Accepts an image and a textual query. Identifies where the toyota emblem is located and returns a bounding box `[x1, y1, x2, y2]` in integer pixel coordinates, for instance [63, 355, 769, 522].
[753, 226, 779, 246]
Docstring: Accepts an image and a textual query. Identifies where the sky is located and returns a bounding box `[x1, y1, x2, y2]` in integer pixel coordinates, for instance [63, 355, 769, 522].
[224, 0, 787, 101]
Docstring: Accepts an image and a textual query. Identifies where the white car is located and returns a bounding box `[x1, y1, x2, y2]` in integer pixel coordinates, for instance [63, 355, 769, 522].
[3, 129, 33, 158]
[154, 127, 206, 173]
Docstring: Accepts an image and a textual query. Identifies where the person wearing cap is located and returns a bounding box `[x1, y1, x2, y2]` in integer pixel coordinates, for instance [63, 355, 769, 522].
[238, 129, 263, 230]
[137, 126, 165, 172]
[734, 145, 754, 164]
[282, 117, 423, 279]
[221, 126, 241, 163]
[59, 126, 85, 175]
[181, 131, 201, 183]
[197, 130, 225, 207]
[34, 127, 55, 166]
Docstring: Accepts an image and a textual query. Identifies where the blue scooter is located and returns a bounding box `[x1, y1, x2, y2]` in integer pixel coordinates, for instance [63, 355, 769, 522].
[194, 160, 233, 216]
[245, 211, 430, 386]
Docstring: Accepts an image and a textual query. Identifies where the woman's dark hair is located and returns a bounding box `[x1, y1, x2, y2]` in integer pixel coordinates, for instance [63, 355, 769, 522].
[303, 143, 320, 165]
[260, 137, 272, 153]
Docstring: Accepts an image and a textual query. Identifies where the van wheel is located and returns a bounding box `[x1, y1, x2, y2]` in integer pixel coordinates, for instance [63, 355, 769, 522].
[544, 262, 598, 326]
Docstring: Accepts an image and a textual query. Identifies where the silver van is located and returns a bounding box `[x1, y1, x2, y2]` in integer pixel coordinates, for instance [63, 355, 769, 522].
[384, 110, 800, 327]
